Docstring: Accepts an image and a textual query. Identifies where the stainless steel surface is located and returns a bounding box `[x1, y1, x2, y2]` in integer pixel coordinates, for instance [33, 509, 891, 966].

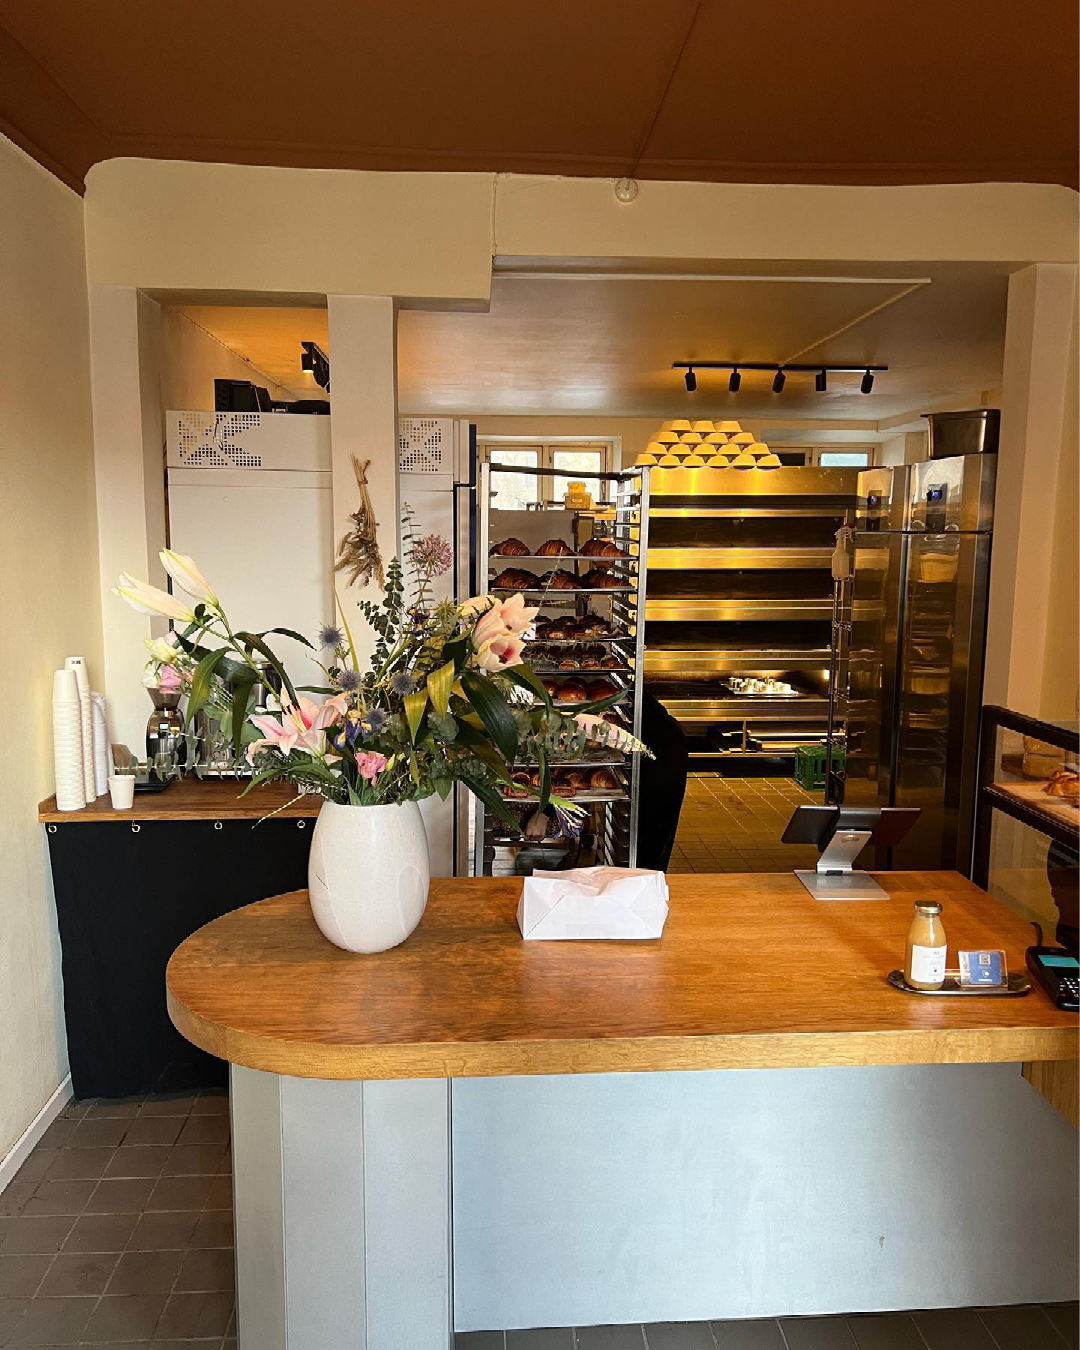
[145, 688, 187, 770]
[793, 868, 888, 900]
[646, 597, 834, 621]
[925, 407, 1000, 459]
[886, 970, 1030, 996]
[649, 466, 862, 498]
[816, 827, 873, 875]
[830, 454, 995, 870]
[646, 650, 832, 673]
[648, 546, 835, 570]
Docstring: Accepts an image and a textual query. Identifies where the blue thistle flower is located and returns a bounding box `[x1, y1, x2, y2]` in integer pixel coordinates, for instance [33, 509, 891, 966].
[390, 671, 414, 696]
[318, 623, 344, 649]
[336, 668, 362, 692]
[364, 708, 389, 735]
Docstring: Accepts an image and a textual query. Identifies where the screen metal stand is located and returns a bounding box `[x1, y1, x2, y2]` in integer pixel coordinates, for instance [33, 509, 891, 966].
[794, 829, 888, 901]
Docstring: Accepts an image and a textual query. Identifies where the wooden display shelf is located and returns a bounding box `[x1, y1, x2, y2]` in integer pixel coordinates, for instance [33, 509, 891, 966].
[166, 871, 1077, 1082]
[39, 776, 321, 823]
[988, 780, 1079, 836]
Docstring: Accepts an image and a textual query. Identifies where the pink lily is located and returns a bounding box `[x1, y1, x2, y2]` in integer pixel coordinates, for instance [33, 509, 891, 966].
[474, 633, 526, 671]
[247, 693, 349, 761]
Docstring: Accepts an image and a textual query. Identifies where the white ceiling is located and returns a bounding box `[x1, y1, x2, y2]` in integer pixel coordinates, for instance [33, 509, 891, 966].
[176, 262, 1009, 422]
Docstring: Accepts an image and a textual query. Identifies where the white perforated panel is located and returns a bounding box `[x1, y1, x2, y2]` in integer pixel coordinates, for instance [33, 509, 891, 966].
[167, 412, 331, 472]
[174, 412, 263, 468]
[398, 417, 453, 474]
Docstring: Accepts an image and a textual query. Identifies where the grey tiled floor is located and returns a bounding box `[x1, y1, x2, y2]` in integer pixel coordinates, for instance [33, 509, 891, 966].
[457, 1305, 1079, 1348]
[0, 1090, 234, 1348]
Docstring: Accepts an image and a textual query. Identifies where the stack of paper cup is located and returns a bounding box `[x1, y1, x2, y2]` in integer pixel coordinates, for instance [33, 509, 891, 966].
[91, 692, 109, 798]
[65, 656, 96, 801]
[52, 669, 86, 811]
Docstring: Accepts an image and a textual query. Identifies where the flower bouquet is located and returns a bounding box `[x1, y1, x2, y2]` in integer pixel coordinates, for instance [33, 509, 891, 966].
[114, 513, 645, 950]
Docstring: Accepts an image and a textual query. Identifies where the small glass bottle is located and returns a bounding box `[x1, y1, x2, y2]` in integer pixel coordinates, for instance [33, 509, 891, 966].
[905, 900, 947, 990]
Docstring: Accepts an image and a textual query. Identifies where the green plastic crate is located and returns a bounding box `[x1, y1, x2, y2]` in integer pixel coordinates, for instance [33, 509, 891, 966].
[794, 743, 845, 790]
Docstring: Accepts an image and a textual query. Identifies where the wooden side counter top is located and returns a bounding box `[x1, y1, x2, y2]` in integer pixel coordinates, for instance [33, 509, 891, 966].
[39, 777, 321, 823]
[166, 872, 1078, 1080]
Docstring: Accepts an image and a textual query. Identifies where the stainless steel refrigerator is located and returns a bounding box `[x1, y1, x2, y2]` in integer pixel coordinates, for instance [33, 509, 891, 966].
[827, 453, 996, 871]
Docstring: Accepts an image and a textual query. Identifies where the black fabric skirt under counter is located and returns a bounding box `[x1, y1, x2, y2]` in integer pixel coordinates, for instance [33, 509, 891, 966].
[47, 808, 312, 1098]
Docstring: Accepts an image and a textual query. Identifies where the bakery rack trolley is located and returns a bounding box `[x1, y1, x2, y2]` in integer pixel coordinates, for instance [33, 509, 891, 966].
[473, 460, 651, 877]
[971, 705, 1079, 889]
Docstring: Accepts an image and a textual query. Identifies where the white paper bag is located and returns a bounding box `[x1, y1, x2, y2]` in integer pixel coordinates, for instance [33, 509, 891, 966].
[517, 865, 669, 941]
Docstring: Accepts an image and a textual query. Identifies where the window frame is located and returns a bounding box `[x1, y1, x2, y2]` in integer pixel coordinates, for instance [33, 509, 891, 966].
[478, 437, 616, 505]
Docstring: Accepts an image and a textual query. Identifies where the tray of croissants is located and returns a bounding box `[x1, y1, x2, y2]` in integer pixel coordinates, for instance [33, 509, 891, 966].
[533, 614, 622, 642]
[502, 762, 627, 802]
[490, 536, 632, 593]
[529, 644, 629, 675]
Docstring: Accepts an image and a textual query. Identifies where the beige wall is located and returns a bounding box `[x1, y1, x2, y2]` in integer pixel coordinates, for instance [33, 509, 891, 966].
[0, 136, 103, 1158]
[159, 305, 292, 412]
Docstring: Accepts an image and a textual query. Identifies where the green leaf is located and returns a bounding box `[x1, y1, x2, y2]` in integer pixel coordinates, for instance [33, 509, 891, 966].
[185, 647, 228, 726]
[452, 721, 506, 776]
[403, 688, 428, 742]
[433, 777, 452, 801]
[262, 626, 315, 650]
[460, 671, 519, 761]
[564, 690, 627, 717]
[426, 659, 456, 716]
[230, 674, 257, 754]
[235, 631, 298, 706]
[536, 744, 551, 811]
[506, 663, 551, 709]
[462, 775, 521, 831]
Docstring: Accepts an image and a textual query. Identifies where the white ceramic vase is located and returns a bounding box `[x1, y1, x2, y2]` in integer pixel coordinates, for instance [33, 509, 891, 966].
[307, 800, 430, 953]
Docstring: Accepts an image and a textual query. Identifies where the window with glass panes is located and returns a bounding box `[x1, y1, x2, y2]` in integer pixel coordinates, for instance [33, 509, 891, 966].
[480, 441, 612, 506]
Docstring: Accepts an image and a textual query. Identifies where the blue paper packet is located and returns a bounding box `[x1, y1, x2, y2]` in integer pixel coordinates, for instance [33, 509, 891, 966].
[958, 949, 1006, 987]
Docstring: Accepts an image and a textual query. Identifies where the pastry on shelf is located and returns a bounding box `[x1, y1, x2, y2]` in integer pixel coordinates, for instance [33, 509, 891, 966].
[504, 771, 532, 799]
[536, 538, 573, 557]
[556, 681, 588, 703]
[581, 568, 627, 590]
[491, 566, 536, 589]
[562, 768, 589, 791]
[578, 614, 610, 637]
[551, 774, 577, 799]
[541, 679, 561, 699]
[580, 538, 628, 569]
[1044, 767, 1079, 803]
[581, 653, 601, 669]
[589, 767, 620, 791]
[586, 678, 619, 700]
[491, 537, 530, 557]
[601, 655, 623, 669]
[557, 657, 578, 671]
[543, 621, 573, 640]
[541, 568, 579, 590]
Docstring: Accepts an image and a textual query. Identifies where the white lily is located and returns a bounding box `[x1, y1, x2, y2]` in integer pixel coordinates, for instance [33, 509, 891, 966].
[160, 550, 217, 605]
[144, 633, 181, 663]
[114, 573, 197, 623]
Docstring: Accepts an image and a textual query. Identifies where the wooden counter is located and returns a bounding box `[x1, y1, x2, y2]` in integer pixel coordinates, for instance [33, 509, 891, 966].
[167, 871, 1078, 1081]
[39, 776, 321, 823]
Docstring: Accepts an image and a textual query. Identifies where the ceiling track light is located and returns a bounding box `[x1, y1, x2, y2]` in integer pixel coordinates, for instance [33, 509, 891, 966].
[684, 366, 697, 392]
[728, 367, 741, 393]
[815, 368, 828, 393]
[301, 340, 331, 392]
[860, 369, 874, 394]
[671, 361, 887, 395]
[772, 367, 786, 394]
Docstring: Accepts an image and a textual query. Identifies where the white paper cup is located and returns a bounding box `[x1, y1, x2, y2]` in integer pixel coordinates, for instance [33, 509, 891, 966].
[108, 775, 135, 810]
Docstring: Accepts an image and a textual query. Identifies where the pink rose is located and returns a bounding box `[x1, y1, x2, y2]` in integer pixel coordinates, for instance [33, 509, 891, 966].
[355, 751, 388, 782]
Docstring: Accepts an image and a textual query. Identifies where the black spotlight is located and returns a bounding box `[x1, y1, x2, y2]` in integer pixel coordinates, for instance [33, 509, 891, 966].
[772, 367, 786, 394]
[815, 368, 827, 393]
[860, 369, 875, 394]
[728, 366, 741, 393]
[684, 366, 697, 392]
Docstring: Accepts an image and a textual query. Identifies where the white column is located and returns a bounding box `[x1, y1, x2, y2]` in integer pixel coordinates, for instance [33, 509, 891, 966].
[88, 285, 168, 751]
[327, 295, 400, 662]
[984, 263, 1079, 719]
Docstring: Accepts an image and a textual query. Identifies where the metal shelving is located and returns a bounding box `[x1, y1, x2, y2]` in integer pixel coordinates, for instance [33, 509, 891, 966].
[474, 461, 650, 875]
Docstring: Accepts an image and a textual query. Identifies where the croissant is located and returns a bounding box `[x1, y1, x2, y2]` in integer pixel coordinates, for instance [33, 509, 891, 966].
[581, 569, 625, 590]
[537, 538, 573, 557]
[579, 616, 609, 637]
[586, 678, 619, 700]
[492, 537, 530, 557]
[492, 567, 535, 589]
[1045, 768, 1079, 802]
[551, 775, 577, 799]
[544, 569, 579, 590]
[504, 771, 532, 799]
[589, 767, 619, 791]
[556, 681, 588, 703]
[562, 768, 589, 790]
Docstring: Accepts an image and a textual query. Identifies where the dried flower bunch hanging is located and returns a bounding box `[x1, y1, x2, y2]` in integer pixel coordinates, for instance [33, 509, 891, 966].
[334, 455, 385, 589]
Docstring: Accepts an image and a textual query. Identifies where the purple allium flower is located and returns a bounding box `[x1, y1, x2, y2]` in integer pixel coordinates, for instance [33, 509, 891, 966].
[390, 671, 414, 696]
[411, 534, 453, 577]
[336, 668, 362, 692]
[364, 707, 388, 734]
[318, 623, 344, 649]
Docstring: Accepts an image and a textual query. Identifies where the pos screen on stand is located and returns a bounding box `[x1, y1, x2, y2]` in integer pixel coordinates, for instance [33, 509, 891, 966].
[782, 806, 921, 900]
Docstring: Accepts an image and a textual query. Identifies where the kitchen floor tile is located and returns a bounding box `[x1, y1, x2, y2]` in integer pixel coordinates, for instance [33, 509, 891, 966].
[911, 1308, 997, 1350]
[154, 1290, 234, 1339]
[0, 1298, 27, 1344]
[21, 1181, 95, 1218]
[126, 1212, 199, 1252]
[106, 1249, 184, 1296]
[574, 1327, 647, 1348]
[505, 1330, 574, 1348]
[844, 1313, 925, 1349]
[978, 1304, 1072, 1350]
[188, 1211, 232, 1249]
[710, 1319, 785, 1348]
[202, 1177, 232, 1211]
[778, 1317, 857, 1350]
[190, 1091, 229, 1117]
[175, 1116, 229, 1147]
[102, 1148, 170, 1181]
[456, 1335, 506, 1349]
[644, 1322, 717, 1348]
[5, 1292, 95, 1344]
[119, 1118, 183, 1149]
[0, 1185, 37, 1220]
[0, 1255, 51, 1297]
[145, 1177, 215, 1213]
[84, 1178, 155, 1214]
[80, 1291, 168, 1342]
[83, 1098, 144, 1119]
[173, 1247, 235, 1292]
[36, 1251, 118, 1297]
[67, 1118, 131, 1150]
[159, 1145, 226, 1177]
[1043, 1303, 1080, 1350]
[60, 1213, 138, 1255]
[0, 1217, 75, 1255]
[36, 1119, 77, 1150]
[137, 1095, 198, 1118]
[44, 1149, 115, 1182]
